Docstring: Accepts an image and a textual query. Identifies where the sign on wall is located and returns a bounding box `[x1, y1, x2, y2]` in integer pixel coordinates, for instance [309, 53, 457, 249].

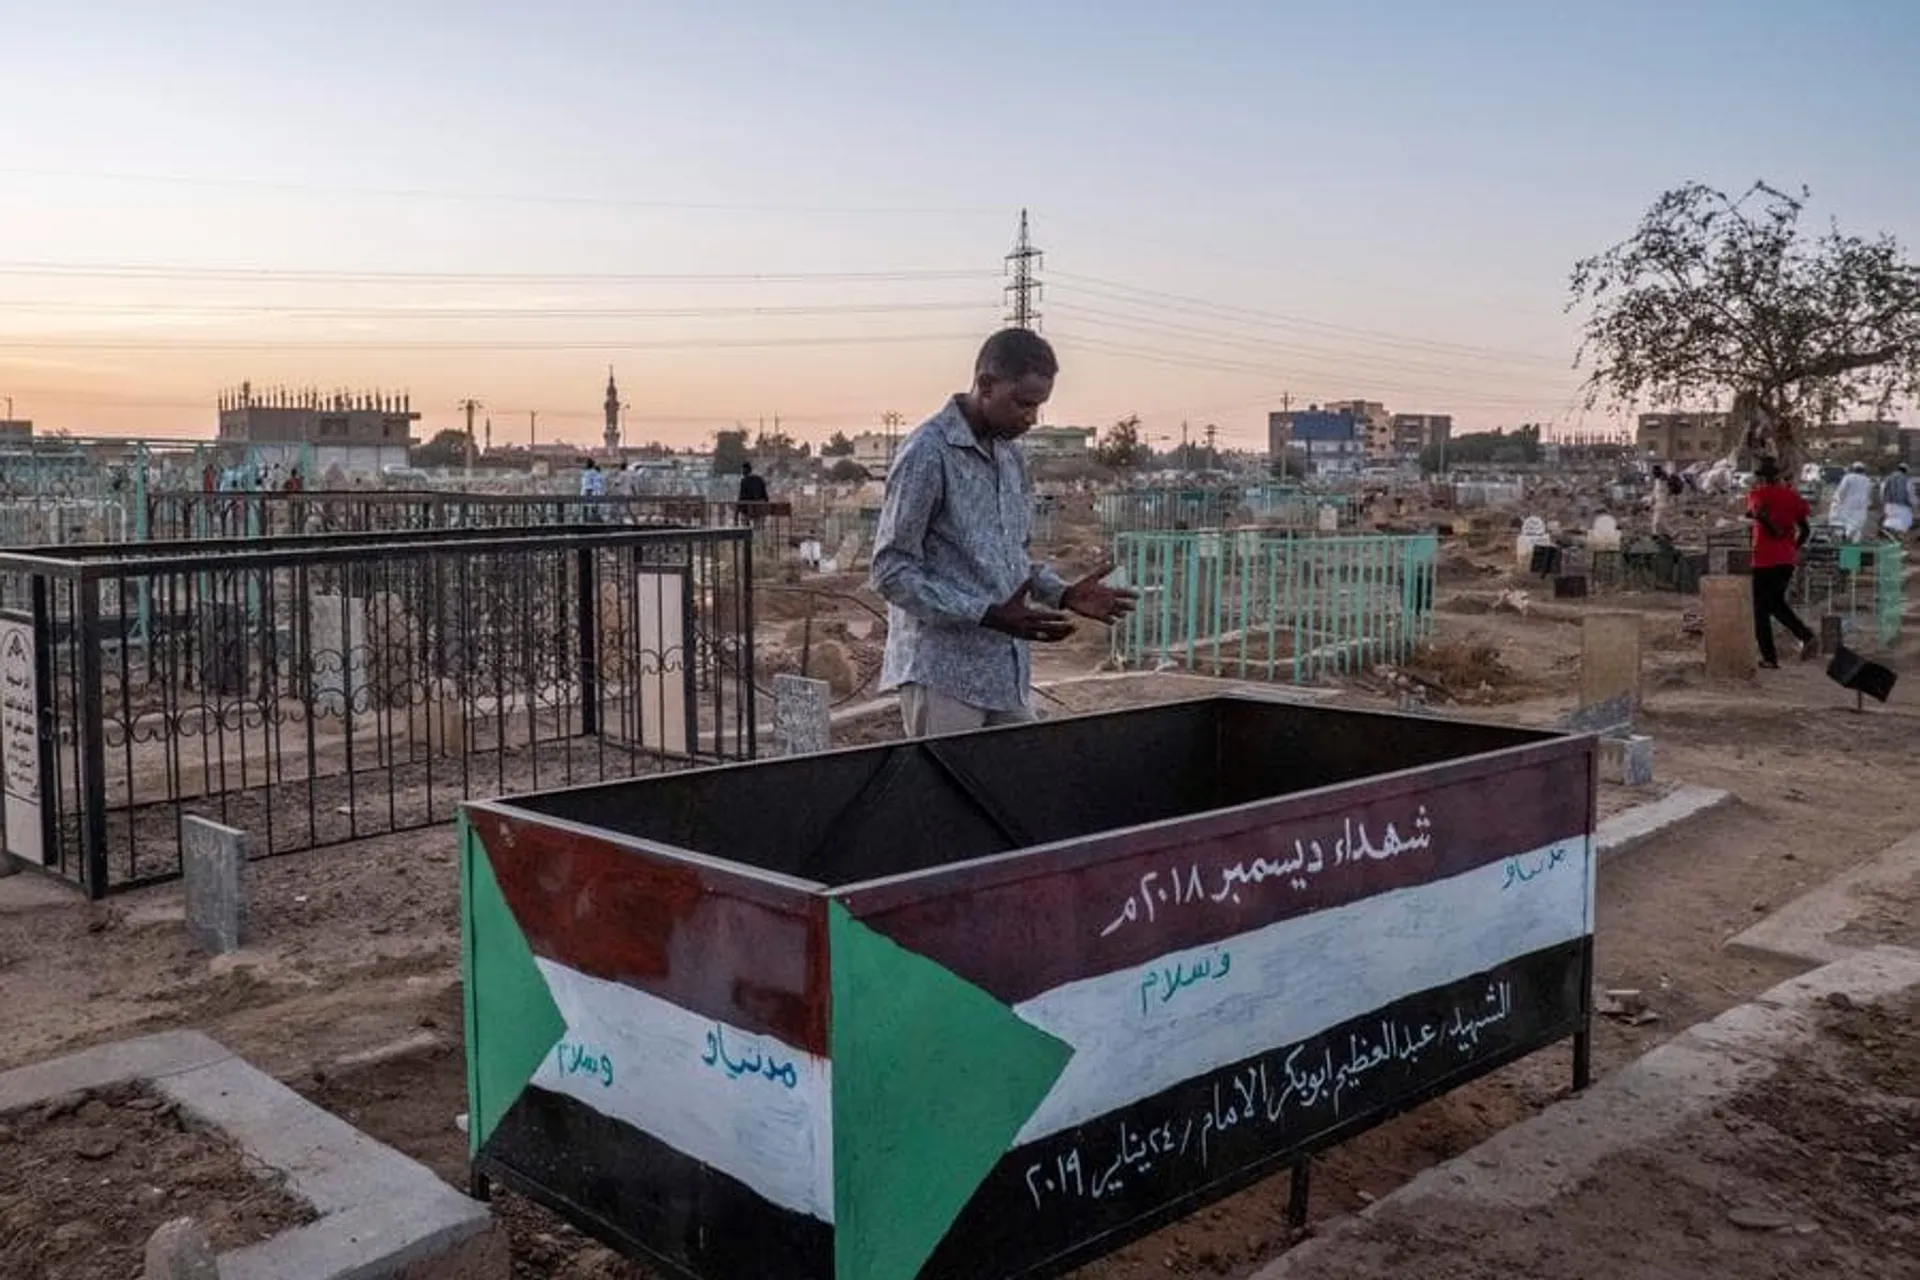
[0, 615, 45, 865]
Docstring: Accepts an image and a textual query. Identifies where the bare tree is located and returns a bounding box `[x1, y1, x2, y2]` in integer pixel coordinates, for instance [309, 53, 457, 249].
[1569, 181, 1920, 467]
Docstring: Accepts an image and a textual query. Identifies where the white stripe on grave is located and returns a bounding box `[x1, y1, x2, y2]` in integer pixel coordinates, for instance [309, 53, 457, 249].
[1011, 836, 1591, 1144]
[529, 959, 835, 1223]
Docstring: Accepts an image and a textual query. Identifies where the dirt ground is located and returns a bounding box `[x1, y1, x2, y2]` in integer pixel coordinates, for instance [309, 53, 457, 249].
[0, 504, 1916, 1278]
[0, 1081, 314, 1280]
[1281, 987, 1920, 1280]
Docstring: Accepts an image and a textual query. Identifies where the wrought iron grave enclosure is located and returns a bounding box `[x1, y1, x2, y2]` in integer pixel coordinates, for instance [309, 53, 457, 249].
[0, 524, 755, 897]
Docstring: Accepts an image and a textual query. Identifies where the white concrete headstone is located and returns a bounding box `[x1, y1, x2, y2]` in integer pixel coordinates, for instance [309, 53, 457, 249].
[1589, 514, 1621, 552]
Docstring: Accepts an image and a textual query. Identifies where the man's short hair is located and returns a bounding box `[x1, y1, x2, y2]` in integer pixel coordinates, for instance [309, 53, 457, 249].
[975, 328, 1058, 382]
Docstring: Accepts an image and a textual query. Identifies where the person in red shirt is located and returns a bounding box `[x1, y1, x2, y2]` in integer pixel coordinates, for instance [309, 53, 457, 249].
[1746, 457, 1816, 667]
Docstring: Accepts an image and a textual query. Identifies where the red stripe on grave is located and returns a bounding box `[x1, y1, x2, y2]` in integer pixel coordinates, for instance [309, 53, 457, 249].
[467, 806, 828, 1055]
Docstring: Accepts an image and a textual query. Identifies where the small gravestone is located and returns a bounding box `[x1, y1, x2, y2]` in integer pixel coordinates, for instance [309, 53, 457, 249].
[1598, 734, 1655, 787]
[181, 816, 248, 955]
[1588, 514, 1621, 552]
[1515, 515, 1549, 570]
[772, 674, 831, 756]
[1819, 613, 1844, 658]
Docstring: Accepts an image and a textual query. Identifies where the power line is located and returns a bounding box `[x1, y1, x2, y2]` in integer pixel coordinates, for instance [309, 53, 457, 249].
[1050, 303, 1576, 388]
[1054, 333, 1569, 411]
[0, 299, 998, 321]
[0, 331, 983, 353]
[0, 261, 999, 286]
[1051, 271, 1568, 366]
[0, 166, 1011, 218]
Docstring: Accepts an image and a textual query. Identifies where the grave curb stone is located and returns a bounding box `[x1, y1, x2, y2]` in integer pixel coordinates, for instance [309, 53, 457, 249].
[0, 1032, 502, 1280]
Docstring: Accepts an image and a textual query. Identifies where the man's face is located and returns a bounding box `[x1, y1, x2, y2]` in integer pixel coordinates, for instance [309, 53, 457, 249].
[973, 371, 1053, 439]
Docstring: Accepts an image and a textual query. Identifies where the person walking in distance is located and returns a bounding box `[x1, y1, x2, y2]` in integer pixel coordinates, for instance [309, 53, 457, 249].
[1880, 463, 1912, 541]
[872, 328, 1137, 736]
[737, 460, 769, 505]
[1746, 457, 1816, 668]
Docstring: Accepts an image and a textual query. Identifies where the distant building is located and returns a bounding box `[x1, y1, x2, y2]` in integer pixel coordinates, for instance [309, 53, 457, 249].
[1806, 419, 1901, 457]
[1636, 411, 1728, 465]
[1324, 400, 1393, 462]
[1020, 425, 1097, 460]
[1269, 405, 1363, 474]
[849, 432, 898, 478]
[0, 420, 31, 443]
[218, 382, 418, 478]
[1390, 413, 1452, 463]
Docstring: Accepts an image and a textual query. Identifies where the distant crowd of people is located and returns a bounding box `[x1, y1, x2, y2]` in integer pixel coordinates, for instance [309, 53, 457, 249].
[1826, 460, 1911, 542]
[201, 461, 304, 493]
[1645, 457, 1911, 545]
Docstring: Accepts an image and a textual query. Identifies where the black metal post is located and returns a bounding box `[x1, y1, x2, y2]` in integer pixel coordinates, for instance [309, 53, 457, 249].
[1573, 934, 1595, 1091]
[1287, 1158, 1311, 1232]
[740, 538, 757, 759]
[75, 579, 110, 899]
[28, 577, 58, 876]
[577, 545, 600, 736]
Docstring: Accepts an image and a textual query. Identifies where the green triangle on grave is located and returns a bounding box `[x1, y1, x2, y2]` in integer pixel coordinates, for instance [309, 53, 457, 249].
[829, 901, 1073, 1280]
[460, 812, 567, 1156]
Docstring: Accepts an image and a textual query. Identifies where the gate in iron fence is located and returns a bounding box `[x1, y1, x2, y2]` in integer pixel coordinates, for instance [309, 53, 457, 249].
[0, 524, 756, 897]
[1113, 530, 1437, 683]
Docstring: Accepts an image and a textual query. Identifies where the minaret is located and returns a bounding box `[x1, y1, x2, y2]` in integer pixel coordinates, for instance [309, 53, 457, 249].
[603, 366, 621, 453]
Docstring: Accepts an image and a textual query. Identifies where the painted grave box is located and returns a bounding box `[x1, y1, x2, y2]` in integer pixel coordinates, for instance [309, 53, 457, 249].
[461, 695, 1596, 1280]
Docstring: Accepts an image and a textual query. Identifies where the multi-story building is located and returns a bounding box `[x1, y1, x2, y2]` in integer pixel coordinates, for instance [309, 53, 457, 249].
[1020, 425, 1097, 460]
[1806, 419, 1902, 457]
[0, 419, 32, 443]
[849, 432, 898, 479]
[1268, 406, 1363, 474]
[1635, 412, 1729, 465]
[1324, 400, 1394, 462]
[1390, 413, 1452, 462]
[217, 383, 419, 478]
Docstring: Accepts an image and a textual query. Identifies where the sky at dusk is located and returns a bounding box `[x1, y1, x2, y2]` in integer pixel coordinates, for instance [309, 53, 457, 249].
[3, 0, 1918, 451]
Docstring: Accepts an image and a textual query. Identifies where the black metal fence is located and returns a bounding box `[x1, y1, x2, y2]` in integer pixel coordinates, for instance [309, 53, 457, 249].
[0, 525, 756, 897]
[138, 490, 797, 568]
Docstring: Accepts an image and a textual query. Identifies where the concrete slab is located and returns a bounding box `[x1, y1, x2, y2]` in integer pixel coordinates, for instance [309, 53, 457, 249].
[0, 1030, 231, 1112]
[1248, 945, 1920, 1278]
[1728, 827, 1920, 965]
[0, 1031, 498, 1280]
[1595, 783, 1731, 860]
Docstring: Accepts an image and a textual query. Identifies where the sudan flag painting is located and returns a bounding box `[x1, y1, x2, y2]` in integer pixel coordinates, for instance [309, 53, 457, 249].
[459, 696, 1596, 1280]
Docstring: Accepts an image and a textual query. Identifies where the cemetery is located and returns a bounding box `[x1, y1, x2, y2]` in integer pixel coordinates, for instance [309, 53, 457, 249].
[0, 465, 1917, 1280]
